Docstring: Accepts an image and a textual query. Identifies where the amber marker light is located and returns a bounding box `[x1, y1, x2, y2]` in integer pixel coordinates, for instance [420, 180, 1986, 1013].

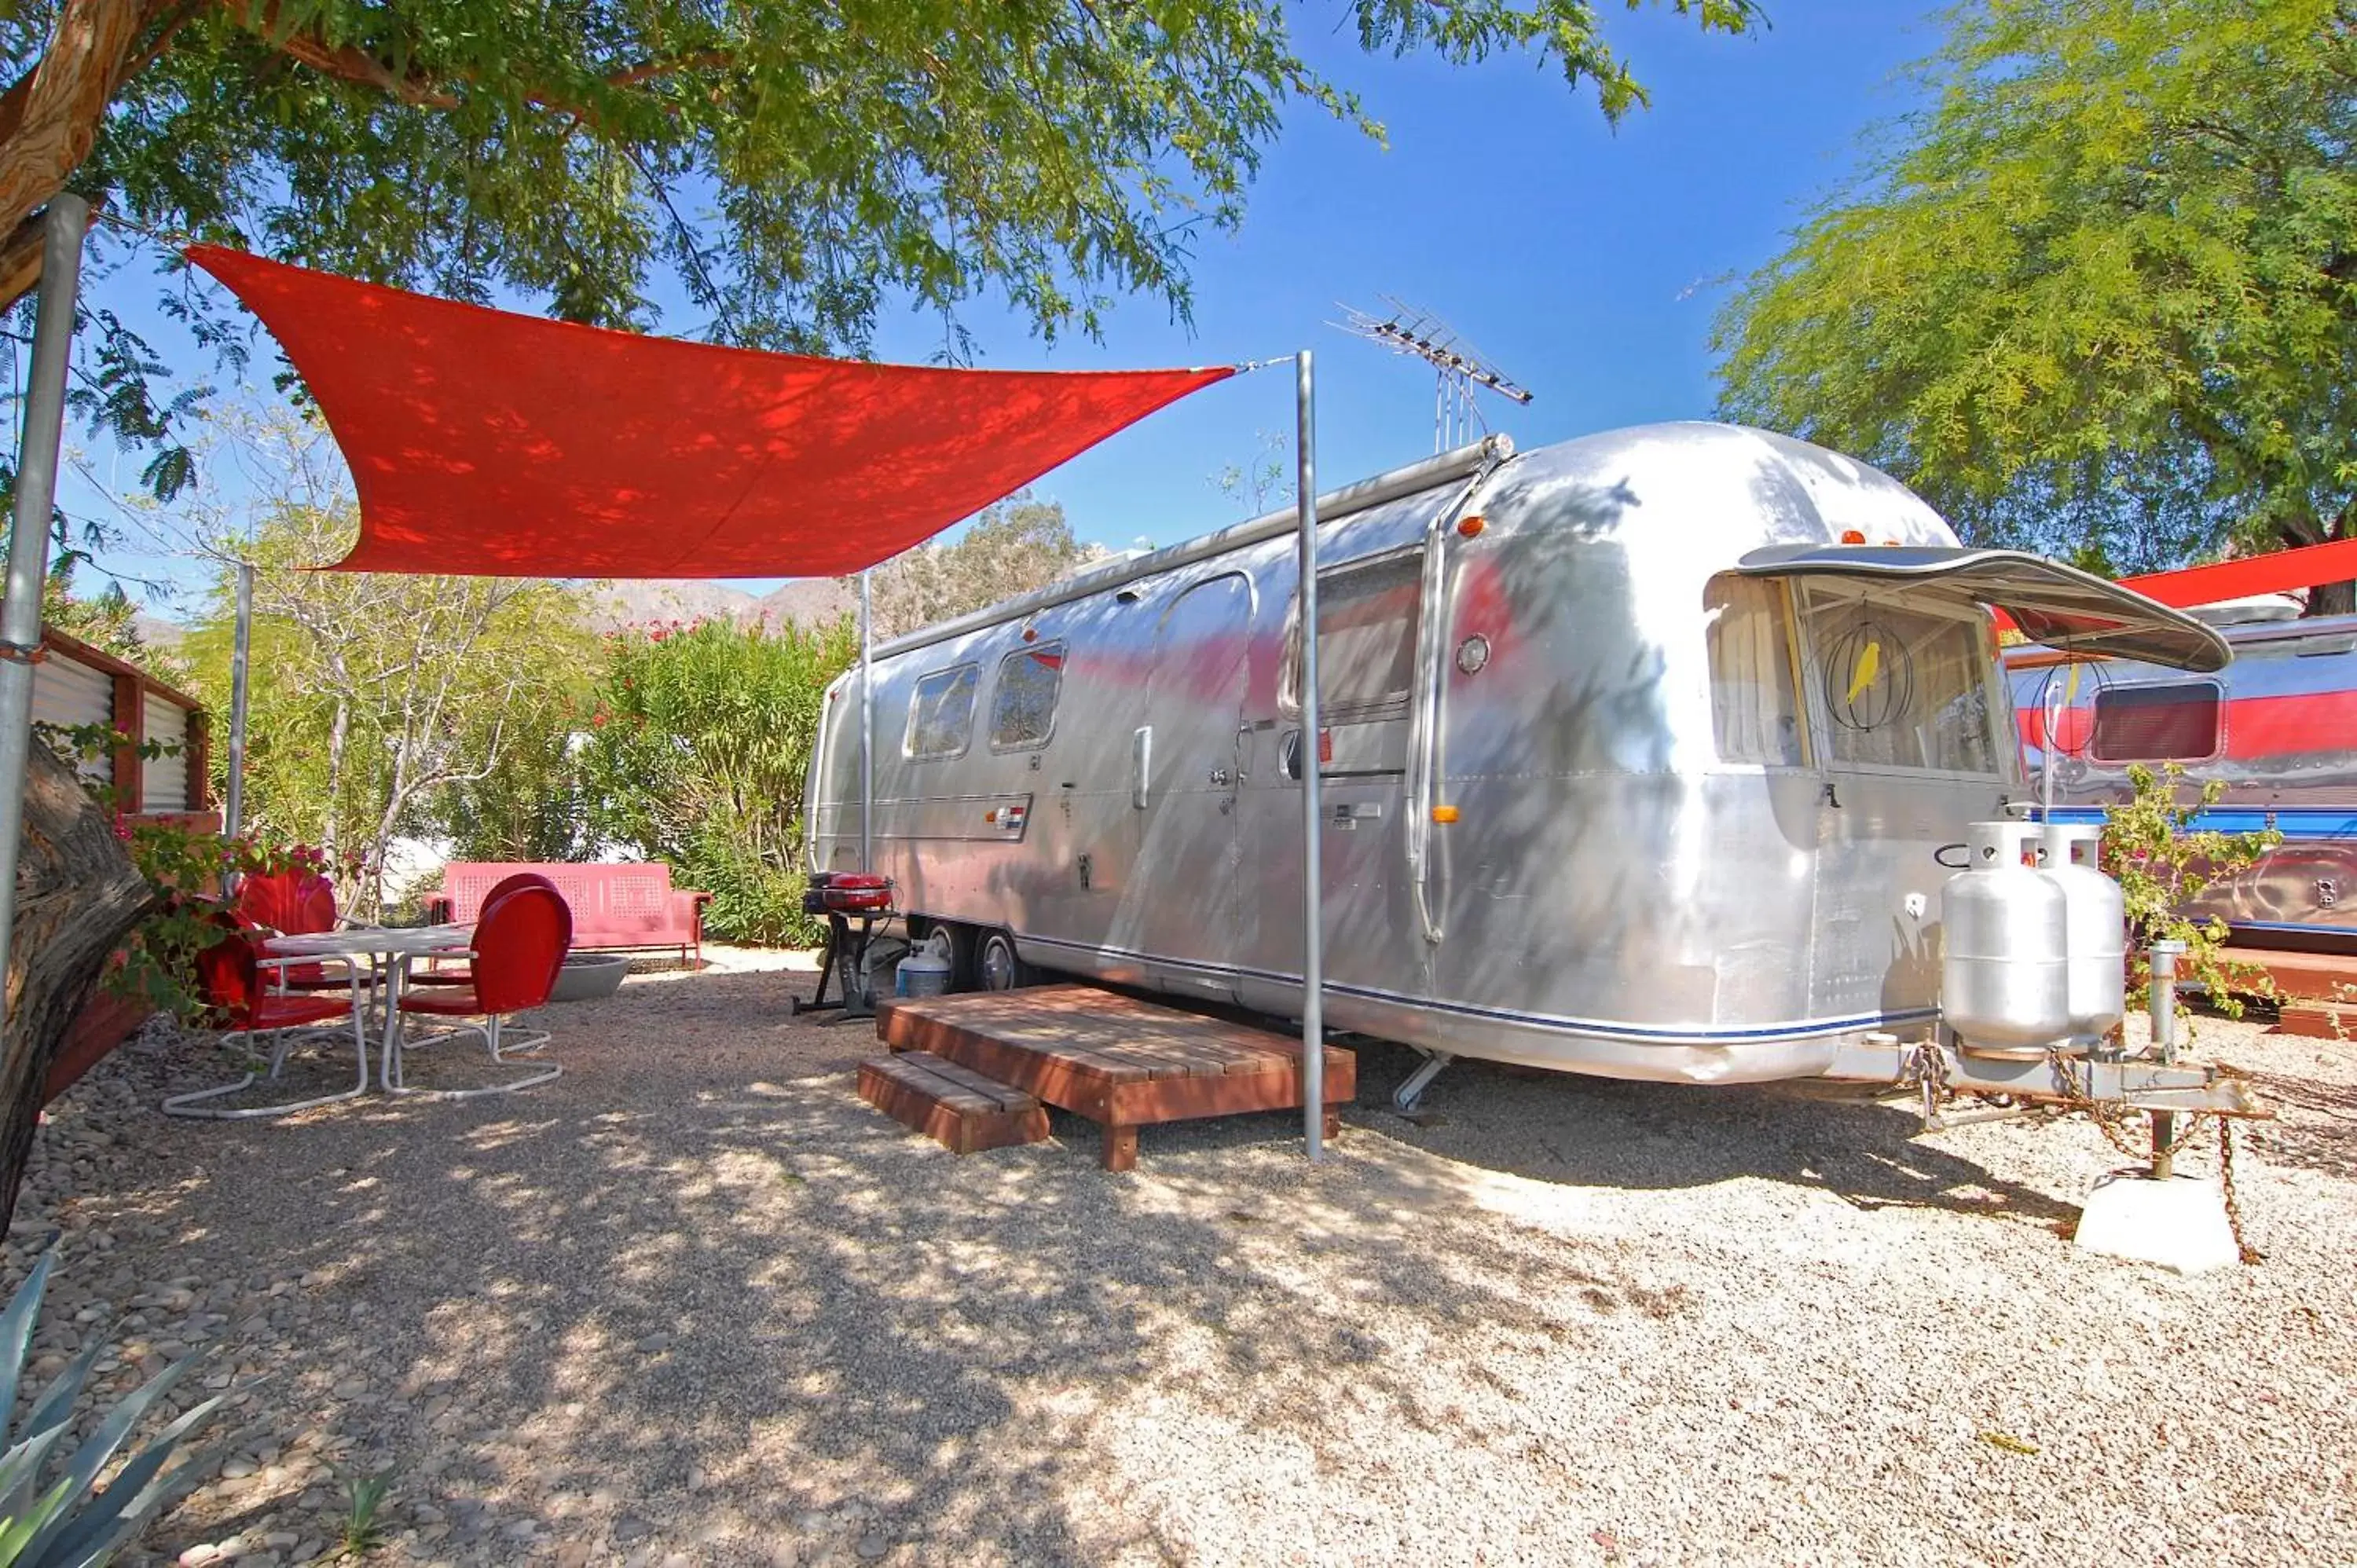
[1431, 805, 1461, 824]
[1456, 515, 1486, 538]
[1840, 529, 1868, 544]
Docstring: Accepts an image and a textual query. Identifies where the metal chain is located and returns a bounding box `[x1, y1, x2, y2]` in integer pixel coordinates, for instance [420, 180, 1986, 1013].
[2045, 1050, 2262, 1265]
[2216, 1114, 2263, 1266]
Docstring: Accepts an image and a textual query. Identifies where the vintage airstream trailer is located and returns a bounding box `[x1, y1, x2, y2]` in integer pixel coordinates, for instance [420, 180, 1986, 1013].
[2008, 610, 2357, 952]
[805, 422, 2234, 1100]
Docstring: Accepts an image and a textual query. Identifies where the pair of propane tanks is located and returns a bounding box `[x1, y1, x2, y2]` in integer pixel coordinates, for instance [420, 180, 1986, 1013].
[1940, 819, 2126, 1053]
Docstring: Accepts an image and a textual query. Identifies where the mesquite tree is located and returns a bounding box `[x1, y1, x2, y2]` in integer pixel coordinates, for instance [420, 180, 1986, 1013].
[1, 742, 152, 1233]
[1716, 0, 2357, 605]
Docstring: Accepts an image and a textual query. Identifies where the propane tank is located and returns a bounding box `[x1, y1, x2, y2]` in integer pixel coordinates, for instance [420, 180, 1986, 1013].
[2042, 820, 2127, 1041]
[895, 947, 954, 999]
[1941, 819, 2070, 1051]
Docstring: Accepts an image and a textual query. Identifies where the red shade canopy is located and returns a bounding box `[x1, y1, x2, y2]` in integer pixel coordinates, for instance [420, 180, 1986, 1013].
[2119, 538, 2357, 610]
[189, 246, 1232, 578]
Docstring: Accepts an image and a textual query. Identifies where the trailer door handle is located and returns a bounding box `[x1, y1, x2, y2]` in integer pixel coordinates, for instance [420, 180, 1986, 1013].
[1131, 726, 1152, 809]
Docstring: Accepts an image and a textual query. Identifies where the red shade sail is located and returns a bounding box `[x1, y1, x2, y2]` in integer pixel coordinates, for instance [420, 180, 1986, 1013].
[2118, 538, 2357, 610]
[188, 246, 1232, 578]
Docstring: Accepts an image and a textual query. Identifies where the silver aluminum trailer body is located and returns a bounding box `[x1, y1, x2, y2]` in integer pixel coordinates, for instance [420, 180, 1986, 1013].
[806, 422, 2225, 1088]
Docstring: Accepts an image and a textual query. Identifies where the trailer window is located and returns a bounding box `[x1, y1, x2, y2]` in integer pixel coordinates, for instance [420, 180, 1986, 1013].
[1705, 577, 1802, 765]
[904, 663, 978, 760]
[1282, 552, 1422, 725]
[1804, 597, 1998, 774]
[2090, 682, 2220, 762]
[990, 642, 1065, 750]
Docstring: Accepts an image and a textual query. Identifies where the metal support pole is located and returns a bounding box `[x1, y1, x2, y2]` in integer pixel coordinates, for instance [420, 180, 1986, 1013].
[223, 562, 253, 841]
[0, 195, 90, 1001]
[2149, 938, 2185, 1179]
[859, 568, 874, 874]
[1296, 350, 1325, 1161]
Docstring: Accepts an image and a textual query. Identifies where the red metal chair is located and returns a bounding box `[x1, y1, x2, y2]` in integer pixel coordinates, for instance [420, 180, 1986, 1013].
[233, 867, 362, 995]
[408, 871, 559, 987]
[161, 926, 371, 1119]
[390, 880, 570, 1096]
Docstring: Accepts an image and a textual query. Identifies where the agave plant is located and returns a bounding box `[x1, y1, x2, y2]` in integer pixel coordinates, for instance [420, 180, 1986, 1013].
[0, 1251, 227, 1566]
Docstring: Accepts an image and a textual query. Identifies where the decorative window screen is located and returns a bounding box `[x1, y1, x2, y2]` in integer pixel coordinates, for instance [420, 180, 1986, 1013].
[1802, 595, 1999, 775]
[2090, 682, 2221, 763]
[1704, 576, 1802, 765]
[991, 643, 1065, 749]
[1305, 552, 1421, 726]
[904, 664, 978, 760]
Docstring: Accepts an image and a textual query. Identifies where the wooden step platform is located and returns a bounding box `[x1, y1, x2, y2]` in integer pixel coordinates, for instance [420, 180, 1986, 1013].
[875, 984, 1355, 1171]
[2273, 999, 2357, 1042]
[856, 1050, 1050, 1155]
[2233, 944, 2357, 1004]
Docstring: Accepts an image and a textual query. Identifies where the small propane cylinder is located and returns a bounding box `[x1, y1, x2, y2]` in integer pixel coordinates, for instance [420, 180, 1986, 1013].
[1941, 819, 2070, 1051]
[2042, 820, 2126, 1041]
[895, 943, 954, 999]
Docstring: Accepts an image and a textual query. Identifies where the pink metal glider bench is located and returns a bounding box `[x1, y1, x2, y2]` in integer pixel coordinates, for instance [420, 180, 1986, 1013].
[425, 863, 710, 965]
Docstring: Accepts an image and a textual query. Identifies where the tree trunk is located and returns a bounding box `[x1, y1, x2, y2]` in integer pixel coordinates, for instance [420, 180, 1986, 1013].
[2283, 503, 2355, 617]
[1, 742, 155, 1233]
[0, 0, 153, 310]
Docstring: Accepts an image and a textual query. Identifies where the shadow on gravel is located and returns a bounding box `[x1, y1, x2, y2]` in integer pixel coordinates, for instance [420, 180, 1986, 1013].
[1340, 1038, 2080, 1227]
[2226, 1064, 2357, 1181]
[126, 965, 1718, 1566]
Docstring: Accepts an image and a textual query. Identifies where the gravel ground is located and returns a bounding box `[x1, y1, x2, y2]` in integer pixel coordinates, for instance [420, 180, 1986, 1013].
[9, 950, 2352, 1567]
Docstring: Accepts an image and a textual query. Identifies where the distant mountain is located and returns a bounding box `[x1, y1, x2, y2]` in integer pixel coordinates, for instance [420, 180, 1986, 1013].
[131, 614, 185, 649]
[755, 579, 856, 628]
[587, 577, 856, 633]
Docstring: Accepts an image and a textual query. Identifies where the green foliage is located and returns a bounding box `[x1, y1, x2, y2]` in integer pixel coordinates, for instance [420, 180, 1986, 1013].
[341, 1474, 389, 1557]
[1715, 1, 2357, 585]
[435, 712, 589, 866]
[35, 563, 145, 667]
[32, 2, 1754, 357]
[0, 1251, 229, 1566]
[177, 497, 591, 918]
[2102, 763, 2280, 1020]
[859, 493, 1103, 639]
[579, 617, 856, 945]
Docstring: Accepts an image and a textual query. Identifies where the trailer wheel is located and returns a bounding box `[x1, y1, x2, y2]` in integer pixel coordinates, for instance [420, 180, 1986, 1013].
[920, 920, 976, 991]
[978, 929, 1029, 991]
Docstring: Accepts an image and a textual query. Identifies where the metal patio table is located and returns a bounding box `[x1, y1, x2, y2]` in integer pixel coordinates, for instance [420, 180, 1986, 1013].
[265, 923, 474, 1093]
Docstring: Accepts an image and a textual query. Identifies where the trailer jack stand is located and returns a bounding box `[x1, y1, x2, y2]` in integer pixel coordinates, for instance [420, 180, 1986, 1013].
[1393, 1050, 1456, 1113]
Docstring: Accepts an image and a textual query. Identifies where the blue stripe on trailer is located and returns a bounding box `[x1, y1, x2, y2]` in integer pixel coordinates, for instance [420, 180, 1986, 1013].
[2037, 804, 2357, 838]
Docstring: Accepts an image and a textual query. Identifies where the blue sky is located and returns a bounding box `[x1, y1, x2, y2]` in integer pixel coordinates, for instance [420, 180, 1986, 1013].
[62, 1, 1945, 608]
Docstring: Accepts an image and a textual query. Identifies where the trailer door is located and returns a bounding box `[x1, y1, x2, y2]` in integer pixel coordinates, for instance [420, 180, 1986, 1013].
[1128, 573, 1253, 1000]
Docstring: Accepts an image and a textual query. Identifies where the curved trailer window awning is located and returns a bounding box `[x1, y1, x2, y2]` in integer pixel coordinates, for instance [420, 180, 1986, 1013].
[187, 246, 1232, 578]
[1737, 544, 2231, 672]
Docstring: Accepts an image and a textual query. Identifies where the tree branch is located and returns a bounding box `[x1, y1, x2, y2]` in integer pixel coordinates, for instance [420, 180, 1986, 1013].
[216, 4, 730, 123]
[0, 1, 160, 277]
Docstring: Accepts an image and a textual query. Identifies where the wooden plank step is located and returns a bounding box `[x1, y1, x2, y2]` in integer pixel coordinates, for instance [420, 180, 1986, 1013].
[856, 1051, 1049, 1156]
[2224, 944, 2357, 1003]
[875, 986, 1355, 1171]
[2273, 1000, 2357, 1041]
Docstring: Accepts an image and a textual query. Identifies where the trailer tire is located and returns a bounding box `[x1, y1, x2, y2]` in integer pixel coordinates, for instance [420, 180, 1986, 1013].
[978, 929, 1032, 991]
[918, 919, 976, 991]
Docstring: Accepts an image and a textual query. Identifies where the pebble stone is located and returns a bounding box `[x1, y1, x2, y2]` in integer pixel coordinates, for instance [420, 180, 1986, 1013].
[6, 955, 2352, 1566]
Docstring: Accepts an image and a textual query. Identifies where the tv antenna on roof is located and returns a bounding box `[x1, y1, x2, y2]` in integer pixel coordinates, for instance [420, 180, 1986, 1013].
[1336, 295, 1534, 453]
